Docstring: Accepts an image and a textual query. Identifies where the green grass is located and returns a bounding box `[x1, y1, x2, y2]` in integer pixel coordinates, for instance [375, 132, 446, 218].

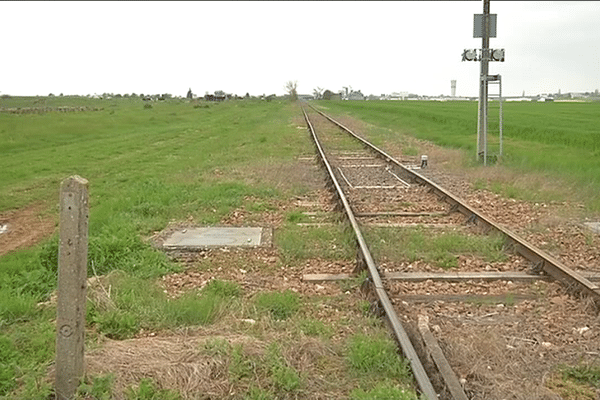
[76, 374, 115, 400]
[295, 318, 334, 338]
[545, 362, 600, 399]
[560, 363, 600, 388]
[85, 275, 244, 339]
[277, 223, 356, 263]
[254, 290, 301, 321]
[124, 377, 181, 400]
[366, 226, 507, 269]
[346, 333, 412, 380]
[318, 100, 600, 211]
[266, 342, 303, 392]
[0, 97, 320, 397]
[350, 381, 419, 400]
[344, 333, 417, 398]
[0, 319, 55, 397]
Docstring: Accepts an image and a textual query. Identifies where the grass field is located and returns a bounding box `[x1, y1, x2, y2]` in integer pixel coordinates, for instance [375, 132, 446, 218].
[318, 100, 600, 211]
[2, 95, 599, 398]
[0, 97, 421, 399]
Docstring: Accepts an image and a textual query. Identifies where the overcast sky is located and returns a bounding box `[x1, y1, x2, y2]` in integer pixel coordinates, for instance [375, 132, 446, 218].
[2, 1, 599, 98]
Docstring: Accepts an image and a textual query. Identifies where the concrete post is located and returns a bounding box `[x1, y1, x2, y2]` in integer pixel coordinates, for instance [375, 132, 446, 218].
[55, 176, 89, 400]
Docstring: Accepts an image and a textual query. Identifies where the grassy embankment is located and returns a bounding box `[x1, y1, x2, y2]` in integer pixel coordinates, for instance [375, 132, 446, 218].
[0, 97, 419, 399]
[318, 100, 600, 211]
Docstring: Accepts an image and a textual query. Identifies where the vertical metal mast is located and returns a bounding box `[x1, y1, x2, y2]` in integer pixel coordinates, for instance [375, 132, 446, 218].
[464, 0, 503, 164]
[478, 0, 490, 164]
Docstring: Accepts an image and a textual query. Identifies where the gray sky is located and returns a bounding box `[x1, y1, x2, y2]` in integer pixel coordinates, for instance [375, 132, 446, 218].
[2, 1, 599, 98]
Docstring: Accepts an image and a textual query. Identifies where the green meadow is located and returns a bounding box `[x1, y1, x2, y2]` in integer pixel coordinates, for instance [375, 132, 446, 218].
[0, 97, 419, 399]
[319, 100, 600, 210]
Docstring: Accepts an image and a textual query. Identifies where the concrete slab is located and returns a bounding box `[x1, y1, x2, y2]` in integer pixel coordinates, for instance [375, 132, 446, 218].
[584, 222, 600, 234]
[163, 227, 265, 250]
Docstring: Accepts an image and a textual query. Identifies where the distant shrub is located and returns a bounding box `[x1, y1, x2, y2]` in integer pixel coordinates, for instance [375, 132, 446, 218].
[144, 103, 152, 109]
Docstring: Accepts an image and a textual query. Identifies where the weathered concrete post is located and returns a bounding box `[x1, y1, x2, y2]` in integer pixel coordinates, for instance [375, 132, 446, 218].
[55, 176, 89, 400]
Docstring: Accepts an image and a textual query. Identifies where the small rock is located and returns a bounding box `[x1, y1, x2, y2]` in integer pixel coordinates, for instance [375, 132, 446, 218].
[575, 326, 590, 335]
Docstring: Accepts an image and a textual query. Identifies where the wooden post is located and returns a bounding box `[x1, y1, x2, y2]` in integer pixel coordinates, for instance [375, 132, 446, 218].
[55, 176, 89, 400]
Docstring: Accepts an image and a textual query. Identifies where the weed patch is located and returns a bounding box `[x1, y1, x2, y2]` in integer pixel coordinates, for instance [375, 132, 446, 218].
[278, 224, 355, 263]
[346, 333, 412, 381]
[93, 310, 140, 340]
[125, 377, 181, 400]
[366, 226, 507, 269]
[77, 374, 115, 400]
[546, 362, 600, 399]
[254, 290, 301, 321]
[266, 342, 303, 392]
[350, 380, 418, 400]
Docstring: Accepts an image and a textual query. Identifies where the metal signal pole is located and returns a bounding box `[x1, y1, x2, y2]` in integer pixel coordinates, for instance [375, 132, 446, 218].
[477, 0, 490, 164]
[463, 0, 503, 164]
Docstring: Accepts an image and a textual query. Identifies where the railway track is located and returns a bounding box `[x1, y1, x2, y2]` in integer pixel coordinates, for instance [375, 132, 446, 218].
[300, 104, 600, 399]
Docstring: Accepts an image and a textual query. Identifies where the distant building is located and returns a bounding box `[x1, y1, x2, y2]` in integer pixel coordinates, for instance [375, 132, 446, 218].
[205, 90, 229, 101]
[348, 90, 364, 101]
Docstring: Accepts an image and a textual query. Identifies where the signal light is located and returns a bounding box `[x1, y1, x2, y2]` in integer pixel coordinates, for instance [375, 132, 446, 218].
[462, 49, 478, 61]
[491, 48, 505, 62]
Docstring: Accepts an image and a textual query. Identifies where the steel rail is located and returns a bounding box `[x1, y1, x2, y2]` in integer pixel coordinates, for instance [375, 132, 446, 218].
[309, 104, 600, 303]
[301, 107, 439, 400]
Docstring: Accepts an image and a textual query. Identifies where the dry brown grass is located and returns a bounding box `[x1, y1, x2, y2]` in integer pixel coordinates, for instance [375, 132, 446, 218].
[84, 327, 353, 400]
[86, 333, 236, 399]
[443, 326, 562, 400]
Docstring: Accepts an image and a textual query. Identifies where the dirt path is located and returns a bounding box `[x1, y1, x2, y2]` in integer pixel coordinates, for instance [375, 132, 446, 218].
[0, 203, 56, 256]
